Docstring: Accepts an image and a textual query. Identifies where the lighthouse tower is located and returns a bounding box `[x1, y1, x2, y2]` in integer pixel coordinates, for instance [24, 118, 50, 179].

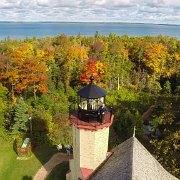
[66, 76, 114, 180]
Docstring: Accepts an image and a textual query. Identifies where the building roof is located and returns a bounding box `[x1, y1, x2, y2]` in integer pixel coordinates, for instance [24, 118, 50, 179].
[80, 168, 94, 179]
[89, 137, 178, 180]
[77, 76, 107, 98]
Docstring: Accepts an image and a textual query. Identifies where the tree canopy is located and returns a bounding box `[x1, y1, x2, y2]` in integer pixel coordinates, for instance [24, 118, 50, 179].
[0, 34, 179, 178]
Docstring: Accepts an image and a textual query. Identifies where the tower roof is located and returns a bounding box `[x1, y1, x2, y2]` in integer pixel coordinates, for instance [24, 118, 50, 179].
[77, 76, 107, 98]
[89, 137, 178, 180]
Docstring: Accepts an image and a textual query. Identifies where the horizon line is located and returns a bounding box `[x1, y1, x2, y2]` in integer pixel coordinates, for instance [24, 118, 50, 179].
[0, 21, 180, 26]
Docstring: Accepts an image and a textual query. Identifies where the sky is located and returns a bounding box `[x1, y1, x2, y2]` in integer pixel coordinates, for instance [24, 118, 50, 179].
[0, 0, 180, 25]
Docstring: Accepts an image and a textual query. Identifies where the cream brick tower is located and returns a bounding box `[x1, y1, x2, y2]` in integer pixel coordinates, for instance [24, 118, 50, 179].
[66, 76, 114, 180]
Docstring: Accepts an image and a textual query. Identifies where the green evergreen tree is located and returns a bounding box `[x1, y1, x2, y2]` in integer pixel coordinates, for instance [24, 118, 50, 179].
[11, 97, 29, 134]
[163, 80, 171, 94]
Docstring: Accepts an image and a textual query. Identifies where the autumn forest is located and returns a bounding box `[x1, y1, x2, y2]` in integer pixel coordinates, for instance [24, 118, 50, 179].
[0, 34, 179, 178]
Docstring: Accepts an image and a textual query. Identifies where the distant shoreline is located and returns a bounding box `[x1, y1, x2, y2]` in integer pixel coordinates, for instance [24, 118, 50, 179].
[0, 21, 180, 26]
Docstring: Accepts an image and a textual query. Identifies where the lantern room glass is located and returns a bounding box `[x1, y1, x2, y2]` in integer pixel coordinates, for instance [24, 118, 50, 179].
[79, 97, 105, 111]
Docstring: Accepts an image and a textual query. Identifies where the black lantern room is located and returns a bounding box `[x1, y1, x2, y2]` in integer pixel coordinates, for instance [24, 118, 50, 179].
[77, 76, 107, 122]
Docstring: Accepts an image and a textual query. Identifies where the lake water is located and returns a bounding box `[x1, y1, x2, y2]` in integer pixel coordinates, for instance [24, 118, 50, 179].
[0, 22, 179, 40]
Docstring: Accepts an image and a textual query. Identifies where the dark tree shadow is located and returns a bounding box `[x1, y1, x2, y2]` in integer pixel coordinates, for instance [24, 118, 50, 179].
[30, 117, 59, 163]
[46, 161, 69, 180]
[22, 176, 32, 180]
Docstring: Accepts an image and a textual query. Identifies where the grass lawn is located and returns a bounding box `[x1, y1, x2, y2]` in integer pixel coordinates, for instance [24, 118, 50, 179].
[0, 138, 57, 180]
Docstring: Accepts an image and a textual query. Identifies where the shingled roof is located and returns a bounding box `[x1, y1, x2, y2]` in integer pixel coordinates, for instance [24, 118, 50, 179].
[89, 137, 178, 180]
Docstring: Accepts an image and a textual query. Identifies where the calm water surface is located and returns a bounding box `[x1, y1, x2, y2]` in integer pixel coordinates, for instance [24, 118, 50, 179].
[0, 22, 179, 40]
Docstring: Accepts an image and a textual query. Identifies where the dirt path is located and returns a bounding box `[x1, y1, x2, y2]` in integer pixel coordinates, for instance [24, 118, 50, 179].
[33, 152, 70, 180]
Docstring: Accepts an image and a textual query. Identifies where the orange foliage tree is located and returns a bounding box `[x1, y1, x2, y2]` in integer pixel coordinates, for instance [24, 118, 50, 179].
[0, 48, 21, 101]
[18, 58, 48, 99]
[80, 59, 105, 86]
[0, 43, 49, 101]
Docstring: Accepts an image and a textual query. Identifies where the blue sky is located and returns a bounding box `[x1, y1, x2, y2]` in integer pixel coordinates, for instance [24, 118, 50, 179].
[0, 0, 180, 24]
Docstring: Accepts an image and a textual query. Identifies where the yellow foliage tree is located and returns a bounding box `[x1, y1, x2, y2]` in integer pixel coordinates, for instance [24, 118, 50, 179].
[143, 43, 168, 79]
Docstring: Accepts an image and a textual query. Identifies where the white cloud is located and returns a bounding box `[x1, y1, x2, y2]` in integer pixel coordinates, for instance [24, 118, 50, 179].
[0, 0, 179, 24]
